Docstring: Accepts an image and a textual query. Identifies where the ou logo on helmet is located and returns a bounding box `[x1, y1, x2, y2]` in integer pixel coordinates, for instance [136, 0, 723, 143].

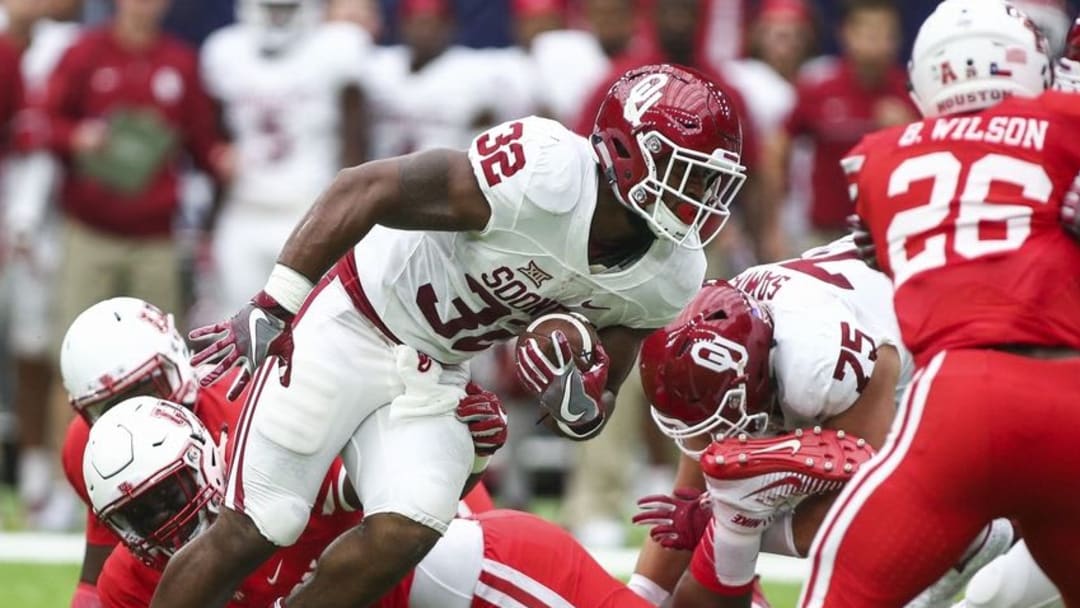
[689, 336, 747, 375]
[624, 74, 670, 127]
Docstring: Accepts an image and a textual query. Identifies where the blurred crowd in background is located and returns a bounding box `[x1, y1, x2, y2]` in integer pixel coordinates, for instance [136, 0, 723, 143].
[0, 0, 1074, 548]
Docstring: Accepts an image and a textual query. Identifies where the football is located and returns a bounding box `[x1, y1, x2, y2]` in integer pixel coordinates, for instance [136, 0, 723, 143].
[519, 312, 600, 371]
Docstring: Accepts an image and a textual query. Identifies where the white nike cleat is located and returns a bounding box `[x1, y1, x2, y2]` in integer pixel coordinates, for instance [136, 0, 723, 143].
[909, 518, 1015, 608]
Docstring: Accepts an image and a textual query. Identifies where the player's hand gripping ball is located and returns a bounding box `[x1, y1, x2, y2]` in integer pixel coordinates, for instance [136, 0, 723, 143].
[515, 313, 610, 438]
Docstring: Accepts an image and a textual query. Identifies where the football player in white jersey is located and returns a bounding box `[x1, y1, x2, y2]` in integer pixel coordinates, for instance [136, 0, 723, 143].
[631, 237, 1011, 607]
[200, 0, 369, 317]
[361, 0, 530, 160]
[148, 63, 748, 608]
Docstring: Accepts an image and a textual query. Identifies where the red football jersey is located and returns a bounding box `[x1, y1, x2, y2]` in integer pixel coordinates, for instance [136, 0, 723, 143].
[847, 91, 1080, 366]
[96, 457, 363, 607]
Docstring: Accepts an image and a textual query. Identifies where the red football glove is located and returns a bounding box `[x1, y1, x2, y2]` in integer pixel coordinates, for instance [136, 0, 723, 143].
[846, 214, 879, 270]
[633, 487, 713, 551]
[456, 382, 509, 457]
[517, 331, 610, 438]
[189, 291, 296, 400]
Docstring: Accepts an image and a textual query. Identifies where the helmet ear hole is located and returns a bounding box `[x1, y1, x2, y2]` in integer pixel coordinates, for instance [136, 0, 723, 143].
[612, 137, 632, 159]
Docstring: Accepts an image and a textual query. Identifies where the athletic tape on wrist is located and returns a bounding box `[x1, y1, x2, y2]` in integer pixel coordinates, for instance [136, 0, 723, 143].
[627, 574, 671, 606]
[264, 263, 314, 314]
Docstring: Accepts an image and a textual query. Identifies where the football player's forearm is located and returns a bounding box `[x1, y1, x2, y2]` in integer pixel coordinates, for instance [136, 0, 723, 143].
[792, 491, 838, 556]
[633, 538, 692, 594]
[277, 164, 385, 283]
[277, 150, 488, 284]
[632, 453, 705, 588]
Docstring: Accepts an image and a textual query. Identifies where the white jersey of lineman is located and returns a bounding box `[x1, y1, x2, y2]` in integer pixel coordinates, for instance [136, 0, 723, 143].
[353, 117, 706, 364]
[730, 237, 913, 428]
[201, 22, 369, 210]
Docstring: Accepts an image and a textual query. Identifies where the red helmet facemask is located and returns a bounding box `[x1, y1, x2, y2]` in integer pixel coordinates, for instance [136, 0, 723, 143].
[640, 281, 774, 457]
[591, 64, 747, 249]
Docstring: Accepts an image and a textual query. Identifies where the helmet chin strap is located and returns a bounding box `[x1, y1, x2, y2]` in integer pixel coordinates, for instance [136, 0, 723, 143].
[648, 198, 693, 243]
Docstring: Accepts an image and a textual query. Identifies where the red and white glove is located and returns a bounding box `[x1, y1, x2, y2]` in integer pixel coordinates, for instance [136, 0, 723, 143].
[190, 291, 299, 401]
[516, 331, 610, 439]
[632, 487, 713, 551]
[456, 382, 509, 457]
[847, 214, 879, 270]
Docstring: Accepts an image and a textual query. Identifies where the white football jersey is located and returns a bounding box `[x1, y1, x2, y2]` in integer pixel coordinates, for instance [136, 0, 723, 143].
[353, 117, 706, 364]
[730, 237, 913, 428]
[361, 45, 503, 160]
[201, 22, 370, 210]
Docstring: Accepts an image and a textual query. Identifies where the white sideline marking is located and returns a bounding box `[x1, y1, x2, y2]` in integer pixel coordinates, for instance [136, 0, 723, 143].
[0, 532, 809, 583]
[0, 532, 84, 563]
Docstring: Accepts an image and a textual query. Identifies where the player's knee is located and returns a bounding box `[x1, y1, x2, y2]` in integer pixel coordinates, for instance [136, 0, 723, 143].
[232, 490, 312, 547]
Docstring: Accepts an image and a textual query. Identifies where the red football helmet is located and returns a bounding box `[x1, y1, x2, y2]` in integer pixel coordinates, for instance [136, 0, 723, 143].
[640, 280, 774, 456]
[591, 64, 746, 249]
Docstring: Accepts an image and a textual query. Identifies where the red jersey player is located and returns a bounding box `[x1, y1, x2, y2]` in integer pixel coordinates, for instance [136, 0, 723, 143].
[800, 1, 1080, 606]
[59, 297, 504, 606]
[84, 398, 646, 608]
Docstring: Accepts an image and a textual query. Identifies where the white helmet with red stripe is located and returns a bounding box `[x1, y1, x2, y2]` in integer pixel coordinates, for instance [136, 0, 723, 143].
[60, 297, 197, 424]
[83, 397, 225, 568]
[908, 0, 1052, 117]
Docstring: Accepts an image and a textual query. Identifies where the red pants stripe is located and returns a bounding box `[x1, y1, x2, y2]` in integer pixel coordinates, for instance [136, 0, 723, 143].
[800, 349, 1080, 607]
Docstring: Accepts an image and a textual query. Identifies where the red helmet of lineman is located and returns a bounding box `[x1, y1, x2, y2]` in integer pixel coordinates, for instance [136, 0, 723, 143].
[639, 280, 775, 456]
[591, 64, 747, 249]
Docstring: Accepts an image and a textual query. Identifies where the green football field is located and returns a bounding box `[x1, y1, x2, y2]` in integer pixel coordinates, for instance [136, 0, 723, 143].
[0, 562, 804, 607]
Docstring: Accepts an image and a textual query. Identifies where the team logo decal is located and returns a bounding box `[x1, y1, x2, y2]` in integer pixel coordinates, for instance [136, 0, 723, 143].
[624, 74, 670, 127]
[517, 260, 553, 288]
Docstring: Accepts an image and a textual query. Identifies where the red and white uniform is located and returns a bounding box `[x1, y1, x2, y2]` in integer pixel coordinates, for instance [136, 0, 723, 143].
[200, 22, 370, 316]
[74, 378, 493, 606]
[95, 459, 362, 608]
[800, 92, 1080, 606]
[729, 236, 912, 425]
[61, 376, 240, 554]
[691, 237, 911, 592]
[375, 510, 652, 608]
[228, 116, 705, 548]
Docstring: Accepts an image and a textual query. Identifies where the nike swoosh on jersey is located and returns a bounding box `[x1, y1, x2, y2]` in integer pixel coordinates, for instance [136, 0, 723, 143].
[266, 560, 284, 586]
[580, 299, 611, 311]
